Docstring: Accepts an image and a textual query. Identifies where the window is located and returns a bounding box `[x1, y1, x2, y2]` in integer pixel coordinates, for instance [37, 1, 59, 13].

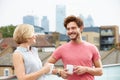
[94, 37, 99, 43]
[4, 68, 9, 76]
[82, 36, 87, 41]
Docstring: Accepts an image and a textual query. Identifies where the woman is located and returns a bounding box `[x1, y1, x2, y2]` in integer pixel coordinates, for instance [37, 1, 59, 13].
[12, 24, 50, 80]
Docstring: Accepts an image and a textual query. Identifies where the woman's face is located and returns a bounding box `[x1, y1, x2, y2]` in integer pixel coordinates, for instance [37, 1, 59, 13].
[27, 33, 36, 45]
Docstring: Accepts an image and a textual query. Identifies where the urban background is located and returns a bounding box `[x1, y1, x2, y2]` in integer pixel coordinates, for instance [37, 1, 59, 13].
[0, 0, 120, 80]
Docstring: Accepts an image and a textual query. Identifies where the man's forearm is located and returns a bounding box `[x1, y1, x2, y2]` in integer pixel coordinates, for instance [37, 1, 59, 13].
[86, 67, 103, 76]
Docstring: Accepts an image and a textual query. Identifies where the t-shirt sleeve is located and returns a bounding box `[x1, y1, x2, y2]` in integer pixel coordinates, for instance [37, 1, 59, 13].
[52, 47, 62, 61]
[92, 45, 101, 61]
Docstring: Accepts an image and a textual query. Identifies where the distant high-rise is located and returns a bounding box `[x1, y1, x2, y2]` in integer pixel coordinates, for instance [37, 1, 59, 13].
[23, 15, 39, 26]
[23, 15, 44, 33]
[56, 5, 66, 34]
[41, 16, 49, 33]
[85, 15, 94, 27]
[79, 14, 94, 27]
[79, 14, 85, 21]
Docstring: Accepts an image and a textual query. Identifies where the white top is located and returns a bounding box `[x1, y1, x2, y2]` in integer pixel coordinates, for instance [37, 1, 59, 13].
[14, 46, 46, 80]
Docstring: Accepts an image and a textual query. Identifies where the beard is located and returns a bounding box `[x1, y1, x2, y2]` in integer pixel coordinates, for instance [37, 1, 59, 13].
[68, 32, 79, 41]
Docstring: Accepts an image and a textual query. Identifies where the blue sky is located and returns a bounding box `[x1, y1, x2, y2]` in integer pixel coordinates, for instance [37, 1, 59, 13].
[0, 0, 120, 31]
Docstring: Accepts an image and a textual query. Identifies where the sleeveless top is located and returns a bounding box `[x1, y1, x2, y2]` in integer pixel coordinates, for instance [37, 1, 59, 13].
[14, 46, 46, 80]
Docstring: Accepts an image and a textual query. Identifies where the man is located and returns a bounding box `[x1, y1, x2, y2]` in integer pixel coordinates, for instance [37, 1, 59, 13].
[47, 15, 103, 80]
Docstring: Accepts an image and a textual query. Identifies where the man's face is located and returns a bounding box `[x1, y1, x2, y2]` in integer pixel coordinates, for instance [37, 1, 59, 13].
[66, 22, 82, 41]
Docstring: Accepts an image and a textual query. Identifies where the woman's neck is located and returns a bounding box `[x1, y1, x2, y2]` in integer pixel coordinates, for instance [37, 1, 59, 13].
[19, 43, 30, 50]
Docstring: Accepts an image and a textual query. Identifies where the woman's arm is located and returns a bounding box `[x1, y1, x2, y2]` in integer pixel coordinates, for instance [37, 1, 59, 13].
[13, 52, 50, 80]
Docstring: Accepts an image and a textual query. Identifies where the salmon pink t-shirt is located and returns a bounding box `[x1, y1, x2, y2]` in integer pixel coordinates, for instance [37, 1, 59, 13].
[52, 41, 100, 80]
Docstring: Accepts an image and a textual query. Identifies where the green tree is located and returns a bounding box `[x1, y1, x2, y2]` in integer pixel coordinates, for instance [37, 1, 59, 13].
[0, 25, 16, 38]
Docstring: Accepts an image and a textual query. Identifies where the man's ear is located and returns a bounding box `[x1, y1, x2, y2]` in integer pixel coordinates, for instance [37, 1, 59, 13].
[80, 26, 84, 33]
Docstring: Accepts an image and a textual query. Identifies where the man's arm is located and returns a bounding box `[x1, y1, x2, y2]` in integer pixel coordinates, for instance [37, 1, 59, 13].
[46, 56, 69, 79]
[86, 59, 103, 76]
[47, 56, 57, 63]
[74, 59, 103, 76]
[46, 56, 58, 75]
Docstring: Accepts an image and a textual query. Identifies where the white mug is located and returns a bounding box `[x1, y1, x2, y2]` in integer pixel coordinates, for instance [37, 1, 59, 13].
[48, 63, 54, 74]
[66, 64, 73, 74]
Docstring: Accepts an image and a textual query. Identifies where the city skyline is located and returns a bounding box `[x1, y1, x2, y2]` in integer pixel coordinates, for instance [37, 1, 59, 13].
[0, 0, 120, 32]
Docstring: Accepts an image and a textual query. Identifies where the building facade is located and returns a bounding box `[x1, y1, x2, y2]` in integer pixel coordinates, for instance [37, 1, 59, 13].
[23, 15, 39, 26]
[82, 32, 100, 49]
[56, 5, 66, 34]
[79, 14, 95, 27]
[41, 16, 49, 33]
[23, 15, 44, 33]
[82, 27, 100, 49]
[100, 25, 119, 50]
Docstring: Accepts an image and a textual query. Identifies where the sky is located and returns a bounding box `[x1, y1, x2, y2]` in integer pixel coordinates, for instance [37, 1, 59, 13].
[0, 0, 120, 31]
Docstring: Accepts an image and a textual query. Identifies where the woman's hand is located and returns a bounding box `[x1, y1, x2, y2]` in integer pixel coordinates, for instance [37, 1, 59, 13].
[42, 64, 51, 74]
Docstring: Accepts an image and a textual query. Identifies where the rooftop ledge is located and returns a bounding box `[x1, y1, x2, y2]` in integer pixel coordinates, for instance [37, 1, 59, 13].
[0, 75, 17, 80]
[0, 63, 120, 80]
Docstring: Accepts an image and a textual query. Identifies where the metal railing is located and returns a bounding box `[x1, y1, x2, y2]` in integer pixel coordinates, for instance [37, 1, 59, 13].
[1, 64, 120, 80]
[0, 75, 17, 80]
[95, 63, 120, 80]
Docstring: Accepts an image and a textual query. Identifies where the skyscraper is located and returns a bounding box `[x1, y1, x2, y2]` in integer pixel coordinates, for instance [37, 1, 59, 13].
[23, 15, 44, 33]
[41, 16, 49, 33]
[23, 15, 39, 26]
[85, 15, 94, 27]
[56, 5, 66, 34]
[79, 14, 94, 27]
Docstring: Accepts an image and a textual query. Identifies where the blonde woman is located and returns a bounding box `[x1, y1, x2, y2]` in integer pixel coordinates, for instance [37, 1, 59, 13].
[12, 24, 50, 80]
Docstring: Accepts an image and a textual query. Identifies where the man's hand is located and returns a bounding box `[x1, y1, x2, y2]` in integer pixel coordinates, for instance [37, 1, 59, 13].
[73, 66, 88, 75]
[60, 69, 71, 79]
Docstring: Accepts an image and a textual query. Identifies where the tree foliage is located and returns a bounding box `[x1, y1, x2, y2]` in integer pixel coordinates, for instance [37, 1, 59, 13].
[0, 25, 16, 38]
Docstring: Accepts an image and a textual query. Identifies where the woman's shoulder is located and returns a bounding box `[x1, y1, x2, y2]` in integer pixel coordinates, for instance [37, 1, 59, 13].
[31, 47, 38, 51]
[13, 50, 23, 60]
[31, 47, 37, 49]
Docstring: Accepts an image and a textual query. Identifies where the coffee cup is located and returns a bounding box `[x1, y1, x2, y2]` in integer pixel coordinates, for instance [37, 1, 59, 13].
[48, 63, 54, 74]
[66, 64, 73, 74]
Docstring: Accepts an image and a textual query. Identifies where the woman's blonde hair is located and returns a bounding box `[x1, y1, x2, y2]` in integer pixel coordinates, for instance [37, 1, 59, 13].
[13, 24, 34, 44]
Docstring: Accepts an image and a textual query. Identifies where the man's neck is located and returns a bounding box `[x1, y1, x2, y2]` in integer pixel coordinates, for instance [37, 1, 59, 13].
[71, 38, 83, 44]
